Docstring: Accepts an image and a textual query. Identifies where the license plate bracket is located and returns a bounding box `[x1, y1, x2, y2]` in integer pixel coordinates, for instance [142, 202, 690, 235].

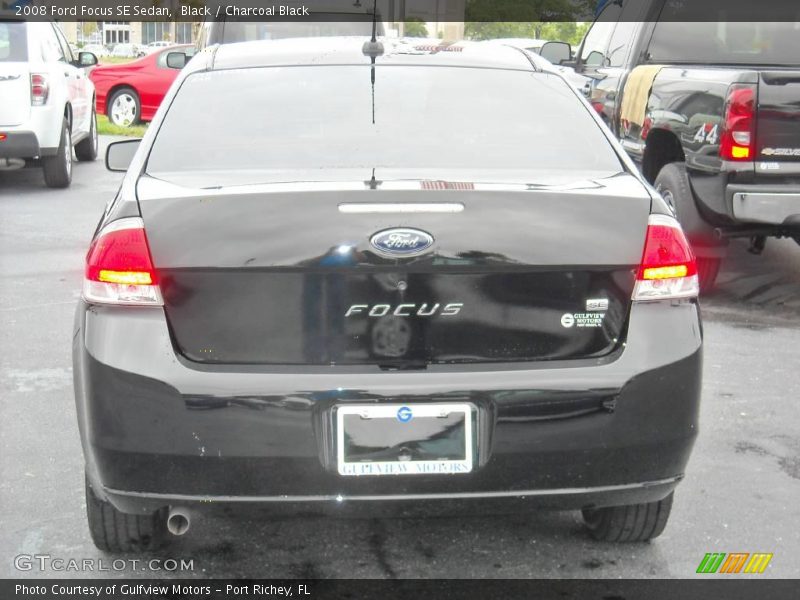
[336, 403, 473, 476]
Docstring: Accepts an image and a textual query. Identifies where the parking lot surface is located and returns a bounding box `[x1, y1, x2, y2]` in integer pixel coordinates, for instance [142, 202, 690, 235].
[1, 139, 798, 578]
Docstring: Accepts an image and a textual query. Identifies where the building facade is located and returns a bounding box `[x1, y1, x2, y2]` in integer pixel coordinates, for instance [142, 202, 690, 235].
[60, 21, 195, 47]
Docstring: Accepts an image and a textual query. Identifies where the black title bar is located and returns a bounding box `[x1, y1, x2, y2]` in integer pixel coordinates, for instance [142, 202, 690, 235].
[4, 579, 800, 600]
[2, 0, 799, 22]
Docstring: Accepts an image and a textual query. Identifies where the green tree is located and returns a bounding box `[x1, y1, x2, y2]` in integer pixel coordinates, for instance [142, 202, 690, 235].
[539, 21, 590, 45]
[465, 0, 595, 22]
[465, 20, 590, 47]
[80, 21, 98, 46]
[464, 22, 539, 40]
[464, 0, 594, 44]
[404, 18, 429, 38]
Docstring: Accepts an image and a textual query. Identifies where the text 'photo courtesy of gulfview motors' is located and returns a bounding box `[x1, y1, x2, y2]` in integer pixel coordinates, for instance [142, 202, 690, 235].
[1, 0, 800, 586]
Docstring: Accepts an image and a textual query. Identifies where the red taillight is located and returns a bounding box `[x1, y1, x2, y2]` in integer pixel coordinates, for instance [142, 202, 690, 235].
[720, 84, 756, 161]
[30, 73, 49, 107]
[82, 218, 162, 305]
[633, 214, 699, 301]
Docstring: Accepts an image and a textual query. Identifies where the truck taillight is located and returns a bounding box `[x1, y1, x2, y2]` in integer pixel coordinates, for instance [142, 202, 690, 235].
[720, 84, 756, 161]
[633, 214, 699, 301]
[30, 73, 49, 107]
[82, 218, 163, 306]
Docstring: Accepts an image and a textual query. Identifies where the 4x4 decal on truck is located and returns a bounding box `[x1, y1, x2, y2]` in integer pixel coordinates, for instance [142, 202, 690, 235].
[692, 123, 719, 145]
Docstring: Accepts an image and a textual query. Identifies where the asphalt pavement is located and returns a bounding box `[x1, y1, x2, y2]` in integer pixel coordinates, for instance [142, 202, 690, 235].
[1, 138, 798, 579]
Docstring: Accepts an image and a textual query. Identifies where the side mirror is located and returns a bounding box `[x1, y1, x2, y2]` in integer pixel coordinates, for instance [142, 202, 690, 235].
[76, 52, 98, 67]
[540, 41, 572, 66]
[105, 139, 141, 172]
[585, 50, 606, 68]
[166, 51, 188, 69]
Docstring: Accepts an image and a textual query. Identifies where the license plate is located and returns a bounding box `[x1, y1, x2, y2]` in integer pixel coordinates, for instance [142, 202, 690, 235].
[336, 403, 473, 476]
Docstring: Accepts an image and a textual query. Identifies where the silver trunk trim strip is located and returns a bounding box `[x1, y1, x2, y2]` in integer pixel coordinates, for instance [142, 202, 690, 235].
[339, 203, 465, 214]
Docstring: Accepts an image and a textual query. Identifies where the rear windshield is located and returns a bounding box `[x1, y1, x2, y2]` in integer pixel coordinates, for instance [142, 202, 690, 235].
[647, 22, 800, 65]
[0, 21, 27, 62]
[147, 65, 622, 185]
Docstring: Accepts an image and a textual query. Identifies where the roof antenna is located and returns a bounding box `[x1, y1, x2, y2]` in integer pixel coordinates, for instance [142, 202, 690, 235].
[370, 0, 379, 44]
[362, 0, 383, 55]
[361, 0, 382, 124]
[367, 167, 382, 190]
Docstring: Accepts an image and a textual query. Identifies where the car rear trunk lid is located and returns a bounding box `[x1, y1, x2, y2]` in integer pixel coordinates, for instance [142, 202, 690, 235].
[137, 174, 651, 367]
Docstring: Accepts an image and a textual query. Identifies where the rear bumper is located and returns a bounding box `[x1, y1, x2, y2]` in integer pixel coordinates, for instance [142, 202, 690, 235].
[104, 477, 683, 516]
[0, 130, 40, 159]
[686, 167, 800, 234]
[1, 102, 63, 155]
[73, 300, 702, 514]
[731, 191, 800, 226]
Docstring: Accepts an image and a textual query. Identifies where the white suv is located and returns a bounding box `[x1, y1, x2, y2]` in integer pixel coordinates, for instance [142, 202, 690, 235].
[0, 20, 98, 188]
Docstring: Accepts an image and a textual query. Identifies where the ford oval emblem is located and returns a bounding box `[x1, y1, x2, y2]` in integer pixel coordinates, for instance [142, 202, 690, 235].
[370, 228, 434, 256]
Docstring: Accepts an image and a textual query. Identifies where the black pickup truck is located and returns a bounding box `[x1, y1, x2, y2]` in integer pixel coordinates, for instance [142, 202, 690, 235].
[572, 0, 800, 290]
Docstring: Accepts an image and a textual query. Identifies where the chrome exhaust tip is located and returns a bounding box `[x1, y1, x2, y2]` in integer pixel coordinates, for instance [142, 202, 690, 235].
[166, 507, 191, 536]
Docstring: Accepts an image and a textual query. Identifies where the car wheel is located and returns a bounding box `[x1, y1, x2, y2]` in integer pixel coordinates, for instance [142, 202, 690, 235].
[85, 475, 169, 552]
[75, 108, 99, 162]
[582, 492, 673, 543]
[654, 162, 722, 292]
[695, 256, 721, 293]
[42, 119, 72, 188]
[108, 88, 140, 128]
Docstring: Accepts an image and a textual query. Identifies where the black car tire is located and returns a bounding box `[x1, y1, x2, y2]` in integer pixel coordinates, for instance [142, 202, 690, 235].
[582, 492, 673, 543]
[42, 119, 72, 188]
[654, 162, 722, 292]
[75, 108, 99, 162]
[696, 257, 722, 293]
[108, 87, 141, 128]
[85, 476, 168, 552]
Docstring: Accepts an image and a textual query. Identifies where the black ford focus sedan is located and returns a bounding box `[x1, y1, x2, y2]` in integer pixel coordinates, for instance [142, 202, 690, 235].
[73, 38, 702, 551]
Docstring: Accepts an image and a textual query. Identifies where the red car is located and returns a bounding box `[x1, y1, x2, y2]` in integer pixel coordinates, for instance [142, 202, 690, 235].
[90, 45, 193, 127]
